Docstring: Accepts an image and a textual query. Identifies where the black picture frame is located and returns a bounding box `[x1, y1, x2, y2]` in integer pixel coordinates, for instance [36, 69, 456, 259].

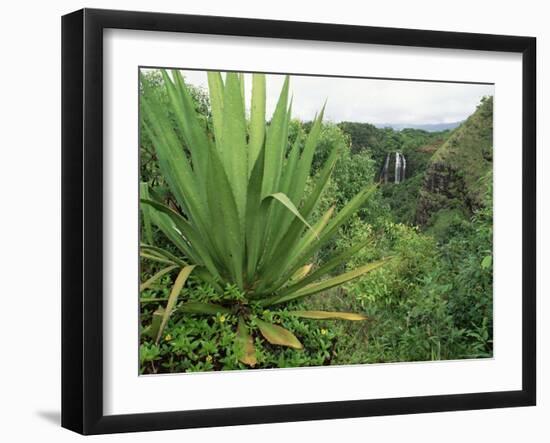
[61, 8, 536, 435]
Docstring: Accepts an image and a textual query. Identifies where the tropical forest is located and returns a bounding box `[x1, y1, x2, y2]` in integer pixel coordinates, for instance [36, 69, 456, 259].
[138, 69, 493, 374]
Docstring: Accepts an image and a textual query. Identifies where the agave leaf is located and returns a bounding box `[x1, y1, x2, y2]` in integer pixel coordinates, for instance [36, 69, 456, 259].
[245, 145, 268, 281]
[155, 265, 196, 343]
[264, 258, 389, 306]
[141, 198, 221, 278]
[248, 73, 266, 175]
[255, 319, 303, 349]
[318, 185, 378, 244]
[139, 184, 200, 263]
[260, 206, 334, 293]
[288, 105, 326, 205]
[141, 95, 209, 231]
[260, 147, 339, 280]
[294, 206, 334, 252]
[139, 243, 187, 267]
[277, 239, 373, 297]
[279, 131, 303, 195]
[206, 146, 244, 289]
[288, 310, 367, 321]
[207, 71, 224, 147]
[239, 73, 246, 109]
[140, 265, 178, 292]
[140, 182, 154, 245]
[235, 318, 257, 366]
[264, 192, 315, 234]
[180, 302, 231, 315]
[162, 70, 210, 189]
[300, 145, 340, 219]
[262, 76, 289, 197]
[140, 251, 175, 265]
[220, 72, 248, 221]
[275, 185, 378, 288]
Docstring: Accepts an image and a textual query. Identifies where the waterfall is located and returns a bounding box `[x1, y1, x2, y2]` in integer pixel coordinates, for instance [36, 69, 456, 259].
[394, 152, 401, 184]
[379, 152, 407, 184]
[381, 153, 391, 183]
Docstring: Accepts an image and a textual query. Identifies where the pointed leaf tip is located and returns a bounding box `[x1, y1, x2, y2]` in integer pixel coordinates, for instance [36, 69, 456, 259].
[256, 319, 303, 349]
[289, 310, 368, 321]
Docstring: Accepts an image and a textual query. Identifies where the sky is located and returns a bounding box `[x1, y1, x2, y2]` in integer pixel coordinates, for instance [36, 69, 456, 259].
[149, 69, 494, 126]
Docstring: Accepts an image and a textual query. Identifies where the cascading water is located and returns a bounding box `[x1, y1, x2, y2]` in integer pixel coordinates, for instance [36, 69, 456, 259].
[394, 152, 401, 184]
[381, 153, 391, 184]
[379, 152, 407, 184]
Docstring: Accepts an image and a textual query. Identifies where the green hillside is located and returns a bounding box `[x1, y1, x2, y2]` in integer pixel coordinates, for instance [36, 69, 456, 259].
[416, 96, 493, 228]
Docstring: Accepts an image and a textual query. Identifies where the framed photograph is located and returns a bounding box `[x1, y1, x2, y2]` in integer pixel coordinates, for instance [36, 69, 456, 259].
[61, 8, 536, 435]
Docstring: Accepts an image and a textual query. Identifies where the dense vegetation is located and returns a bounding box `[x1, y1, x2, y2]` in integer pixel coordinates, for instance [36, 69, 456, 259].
[139, 70, 493, 373]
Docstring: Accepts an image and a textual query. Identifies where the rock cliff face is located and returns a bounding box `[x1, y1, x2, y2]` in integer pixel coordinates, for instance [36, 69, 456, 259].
[416, 97, 493, 226]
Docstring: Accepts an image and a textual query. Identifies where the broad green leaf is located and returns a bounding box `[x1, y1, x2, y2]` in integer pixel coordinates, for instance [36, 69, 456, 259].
[239, 73, 246, 113]
[140, 265, 177, 292]
[180, 302, 231, 315]
[156, 265, 196, 343]
[288, 310, 368, 321]
[255, 319, 303, 349]
[235, 318, 257, 367]
[248, 73, 266, 175]
[262, 76, 289, 197]
[220, 72, 248, 221]
[206, 146, 244, 289]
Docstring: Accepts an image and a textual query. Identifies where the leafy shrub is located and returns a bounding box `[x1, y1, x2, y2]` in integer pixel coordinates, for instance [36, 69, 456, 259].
[140, 280, 337, 373]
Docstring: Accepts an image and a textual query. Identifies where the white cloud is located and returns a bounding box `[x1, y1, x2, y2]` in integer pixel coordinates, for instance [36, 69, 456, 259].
[154, 69, 494, 125]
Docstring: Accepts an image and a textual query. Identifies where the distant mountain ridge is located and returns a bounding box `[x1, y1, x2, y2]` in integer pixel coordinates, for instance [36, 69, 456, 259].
[374, 121, 463, 132]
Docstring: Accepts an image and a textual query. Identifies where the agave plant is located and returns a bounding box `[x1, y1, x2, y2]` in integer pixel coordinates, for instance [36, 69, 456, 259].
[139, 69, 389, 366]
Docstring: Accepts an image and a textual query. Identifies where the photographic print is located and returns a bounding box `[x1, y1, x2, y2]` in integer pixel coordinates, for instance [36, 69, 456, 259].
[138, 68, 494, 375]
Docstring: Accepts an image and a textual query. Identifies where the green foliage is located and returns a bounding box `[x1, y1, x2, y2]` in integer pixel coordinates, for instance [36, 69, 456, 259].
[140, 281, 337, 373]
[302, 209, 493, 364]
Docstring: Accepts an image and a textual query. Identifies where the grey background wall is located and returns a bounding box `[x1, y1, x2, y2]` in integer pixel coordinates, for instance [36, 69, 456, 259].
[0, 0, 546, 441]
